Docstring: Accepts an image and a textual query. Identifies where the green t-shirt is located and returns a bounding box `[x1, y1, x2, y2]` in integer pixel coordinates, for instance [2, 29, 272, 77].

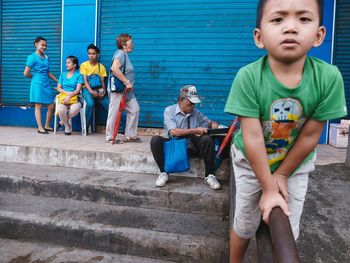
[225, 56, 347, 172]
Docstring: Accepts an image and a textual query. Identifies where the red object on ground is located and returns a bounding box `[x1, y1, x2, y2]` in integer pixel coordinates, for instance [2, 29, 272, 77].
[112, 89, 128, 144]
[216, 117, 239, 158]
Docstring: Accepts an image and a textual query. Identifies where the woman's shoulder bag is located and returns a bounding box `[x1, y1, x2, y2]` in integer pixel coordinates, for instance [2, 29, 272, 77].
[110, 51, 126, 93]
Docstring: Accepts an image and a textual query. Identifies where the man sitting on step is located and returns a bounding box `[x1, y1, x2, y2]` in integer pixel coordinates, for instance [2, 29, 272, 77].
[150, 85, 221, 190]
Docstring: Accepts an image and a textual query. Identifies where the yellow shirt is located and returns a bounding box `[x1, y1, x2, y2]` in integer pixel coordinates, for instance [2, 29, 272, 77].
[80, 61, 107, 77]
[80, 61, 107, 89]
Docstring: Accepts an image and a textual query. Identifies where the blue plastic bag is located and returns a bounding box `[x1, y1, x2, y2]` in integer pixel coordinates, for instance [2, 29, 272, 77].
[164, 138, 190, 173]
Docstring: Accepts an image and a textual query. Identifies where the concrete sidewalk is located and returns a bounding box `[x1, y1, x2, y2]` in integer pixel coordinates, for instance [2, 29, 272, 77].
[0, 126, 151, 155]
[0, 125, 347, 166]
[0, 126, 349, 262]
[0, 126, 232, 179]
[0, 126, 231, 262]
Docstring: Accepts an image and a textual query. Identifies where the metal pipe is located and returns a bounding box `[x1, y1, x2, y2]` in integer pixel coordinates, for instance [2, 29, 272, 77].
[256, 220, 274, 263]
[269, 207, 300, 263]
[256, 207, 300, 263]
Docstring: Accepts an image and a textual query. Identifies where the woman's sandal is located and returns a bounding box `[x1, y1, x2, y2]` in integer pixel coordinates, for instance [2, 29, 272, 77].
[44, 127, 54, 132]
[38, 129, 49, 134]
[125, 136, 142, 143]
[107, 139, 124, 144]
[64, 123, 72, 135]
[114, 139, 124, 144]
[58, 121, 64, 130]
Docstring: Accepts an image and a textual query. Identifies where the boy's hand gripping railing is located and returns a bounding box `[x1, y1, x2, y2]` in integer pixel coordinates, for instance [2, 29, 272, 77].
[256, 207, 300, 263]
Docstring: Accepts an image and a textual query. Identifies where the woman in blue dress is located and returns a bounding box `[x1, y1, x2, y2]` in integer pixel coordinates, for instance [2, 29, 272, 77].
[56, 56, 83, 135]
[24, 36, 58, 134]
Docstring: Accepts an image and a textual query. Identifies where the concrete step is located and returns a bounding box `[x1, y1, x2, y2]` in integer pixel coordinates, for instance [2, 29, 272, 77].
[0, 126, 230, 180]
[0, 237, 175, 263]
[0, 192, 229, 262]
[0, 162, 229, 216]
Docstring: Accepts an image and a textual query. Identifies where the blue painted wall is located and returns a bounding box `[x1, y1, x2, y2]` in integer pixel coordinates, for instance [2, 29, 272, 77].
[334, 0, 350, 120]
[0, 105, 83, 131]
[62, 0, 96, 70]
[61, 0, 110, 127]
[0, 0, 339, 144]
[0, 0, 62, 105]
[309, 0, 335, 143]
[308, 0, 334, 62]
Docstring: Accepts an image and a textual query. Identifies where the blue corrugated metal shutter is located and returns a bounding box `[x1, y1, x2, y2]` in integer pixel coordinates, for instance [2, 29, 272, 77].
[334, 0, 350, 118]
[99, 0, 263, 127]
[0, 0, 61, 105]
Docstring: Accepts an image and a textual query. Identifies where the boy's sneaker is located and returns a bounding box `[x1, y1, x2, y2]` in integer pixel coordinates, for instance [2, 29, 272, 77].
[155, 172, 169, 187]
[204, 174, 221, 190]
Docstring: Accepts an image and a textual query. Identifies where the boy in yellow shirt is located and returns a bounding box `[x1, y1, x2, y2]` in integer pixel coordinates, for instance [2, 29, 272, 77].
[80, 44, 109, 133]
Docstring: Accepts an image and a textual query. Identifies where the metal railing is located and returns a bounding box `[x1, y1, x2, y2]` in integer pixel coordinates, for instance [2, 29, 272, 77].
[256, 207, 300, 263]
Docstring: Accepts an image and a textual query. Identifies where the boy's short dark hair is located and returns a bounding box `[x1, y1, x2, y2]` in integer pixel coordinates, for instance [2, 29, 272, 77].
[256, 0, 324, 28]
[87, 43, 100, 54]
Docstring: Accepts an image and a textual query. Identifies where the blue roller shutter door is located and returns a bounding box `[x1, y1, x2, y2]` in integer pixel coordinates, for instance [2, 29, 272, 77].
[334, 0, 350, 118]
[0, 0, 61, 105]
[99, 0, 263, 127]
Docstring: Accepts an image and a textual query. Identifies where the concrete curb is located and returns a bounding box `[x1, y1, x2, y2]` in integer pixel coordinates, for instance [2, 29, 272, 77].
[0, 144, 230, 180]
[0, 238, 175, 263]
[0, 192, 229, 262]
[0, 162, 229, 216]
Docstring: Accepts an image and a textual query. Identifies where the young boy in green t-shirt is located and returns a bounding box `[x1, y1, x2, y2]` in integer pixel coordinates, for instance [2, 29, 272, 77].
[224, 0, 347, 261]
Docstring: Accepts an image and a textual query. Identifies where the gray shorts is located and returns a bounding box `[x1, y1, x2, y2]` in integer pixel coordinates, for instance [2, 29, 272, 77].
[231, 144, 315, 240]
